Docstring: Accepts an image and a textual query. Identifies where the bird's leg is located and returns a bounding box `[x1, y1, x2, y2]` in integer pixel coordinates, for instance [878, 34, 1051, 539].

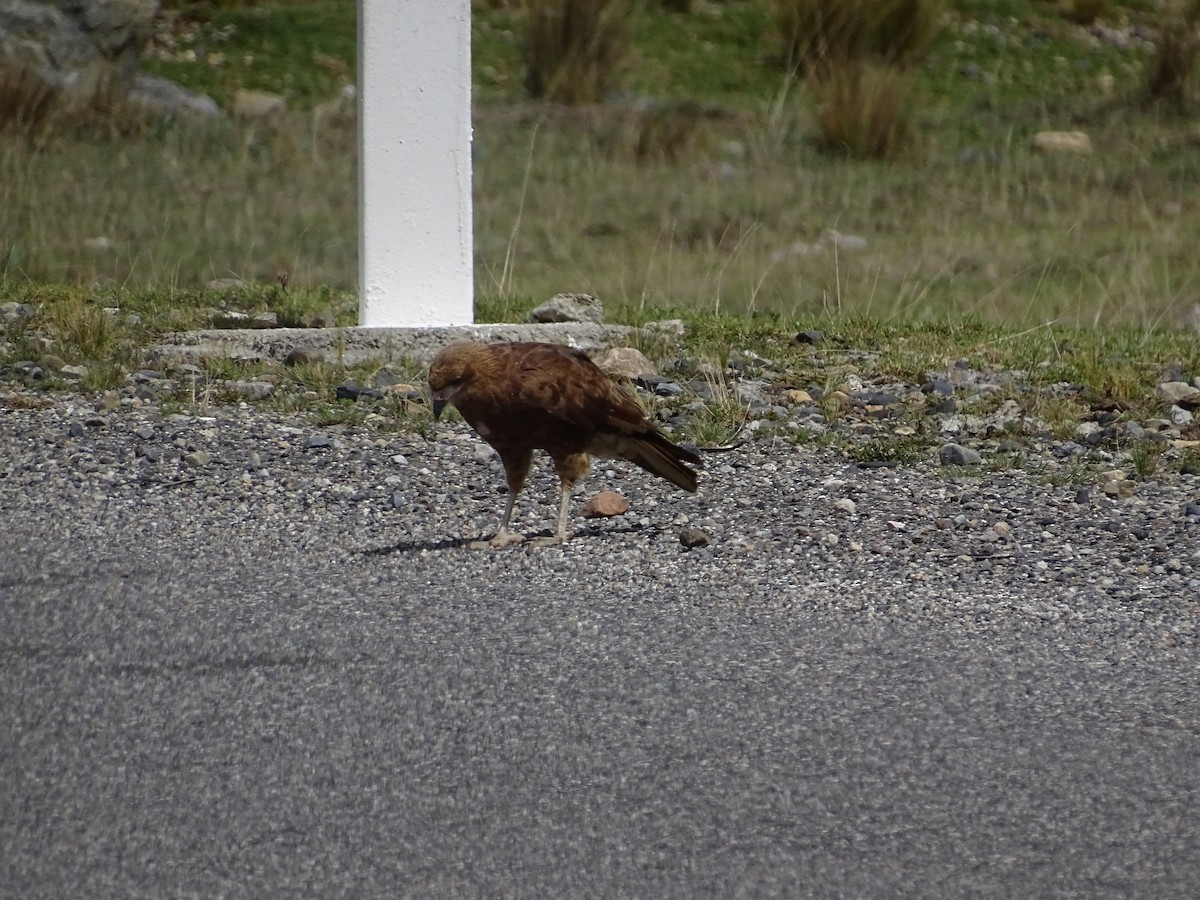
[555, 477, 573, 540]
[528, 452, 589, 547]
[474, 447, 531, 550]
[488, 489, 524, 549]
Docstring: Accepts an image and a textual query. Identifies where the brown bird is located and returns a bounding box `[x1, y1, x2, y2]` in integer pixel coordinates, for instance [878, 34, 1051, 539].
[427, 340, 700, 547]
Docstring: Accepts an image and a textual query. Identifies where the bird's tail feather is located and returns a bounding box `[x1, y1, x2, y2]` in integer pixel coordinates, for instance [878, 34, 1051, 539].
[628, 433, 700, 493]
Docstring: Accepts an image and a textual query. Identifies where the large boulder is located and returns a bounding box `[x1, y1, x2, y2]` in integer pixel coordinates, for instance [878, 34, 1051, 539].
[0, 0, 216, 120]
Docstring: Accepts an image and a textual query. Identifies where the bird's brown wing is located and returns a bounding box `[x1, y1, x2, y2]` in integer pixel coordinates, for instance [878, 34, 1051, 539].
[497, 342, 651, 434]
[495, 343, 701, 492]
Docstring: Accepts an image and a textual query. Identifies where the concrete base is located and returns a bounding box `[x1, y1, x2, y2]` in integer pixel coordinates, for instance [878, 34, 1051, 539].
[144, 323, 641, 368]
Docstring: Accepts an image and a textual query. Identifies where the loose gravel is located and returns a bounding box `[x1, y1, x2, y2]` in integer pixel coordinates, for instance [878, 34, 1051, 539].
[2, 391, 1197, 656]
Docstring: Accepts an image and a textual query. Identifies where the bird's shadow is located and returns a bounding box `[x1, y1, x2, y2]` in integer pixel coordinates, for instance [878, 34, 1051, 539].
[360, 523, 651, 556]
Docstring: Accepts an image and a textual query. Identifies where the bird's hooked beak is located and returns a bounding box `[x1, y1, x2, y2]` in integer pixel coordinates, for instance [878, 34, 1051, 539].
[430, 382, 459, 420]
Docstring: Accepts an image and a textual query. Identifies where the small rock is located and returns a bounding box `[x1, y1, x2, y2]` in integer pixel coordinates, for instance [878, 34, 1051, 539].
[993, 522, 1012, 538]
[380, 382, 422, 401]
[821, 229, 867, 251]
[306, 434, 333, 449]
[284, 348, 324, 367]
[250, 312, 279, 329]
[527, 292, 604, 324]
[679, 527, 712, 549]
[594, 347, 656, 379]
[39, 355, 66, 373]
[834, 498, 857, 516]
[336, 384, 384, 402]
[1074, 486, 1092, 504]
[204, 278, 247, 294]
[1168, 405, 1194, 426]
[939, 443, 982, 466]
[734, 382, 767, 405]
[794, 330, 825, 345]
[1099, 470, 1134, 499]
[654, 381, 685, 398]
[234, 89, 288, 120]
[785, 389, 814, 405]
[83, 236, 114, 253]
[134, 426, 155, 440]
[644, 319, 686, 337]
[1157, 382, 1200, 407]
[0, 302, 34, 323]
[210, 310, 250, 327]
[1033, 131, 1092, 154]
[230, 380, 274, 401]
[580, 491, 631, 519]
[855, 390, 902, 408]
[184, 450, 211, 468]
[59, 365, 89, 381]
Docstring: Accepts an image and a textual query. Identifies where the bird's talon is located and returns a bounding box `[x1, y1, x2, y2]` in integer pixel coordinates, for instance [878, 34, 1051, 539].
[474, 531, 524, 550]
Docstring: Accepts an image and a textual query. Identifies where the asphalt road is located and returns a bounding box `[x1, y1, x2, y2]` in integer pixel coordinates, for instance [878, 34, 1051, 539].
[2, 405, 1199, 898]
[4, 541, 1198, 899]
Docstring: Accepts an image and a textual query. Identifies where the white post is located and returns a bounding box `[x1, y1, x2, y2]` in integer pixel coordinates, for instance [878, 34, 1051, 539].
[358, 0, 474, 327]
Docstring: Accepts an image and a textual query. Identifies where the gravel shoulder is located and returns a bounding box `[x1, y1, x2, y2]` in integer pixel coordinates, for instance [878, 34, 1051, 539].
[3, 397, 1199, 896]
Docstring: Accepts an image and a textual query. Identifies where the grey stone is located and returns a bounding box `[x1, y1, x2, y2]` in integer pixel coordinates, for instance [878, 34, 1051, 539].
[229, 380, 274, 401]
[204, 278, 248, 294]
[528, 293, 605, 325]
[126, 73, 220, 119]
[593, 347, 656, 380]
[734, 382, 767, 406]
[0, 302, 34, 323]
[0, 0, 214, 124]
[306, 434, 333, 449]
[145, 323, 641, 368]
[678, 526, 712, 549]
[821, 229, 868, 251]
[183, 450, 210, 468]
[1168, 405, 1194, 427]
[233, 88, 287, 120]
[249, 312, 279, 329]
[644, 319, 686, 337]
[336, 384, 383, 402]
[1158, 381, 1200, 407]
[939, 443, 982, 466]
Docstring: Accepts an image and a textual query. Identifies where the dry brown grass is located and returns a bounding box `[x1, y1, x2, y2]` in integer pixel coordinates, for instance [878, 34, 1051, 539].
[773, 0, 946, 76]
[0, 61, 58, 134]
[1146, 1, 1200, 106]
[1061, 0, 1108, 27]
[811, 60, 911, 159]
[522, 0, 635, 103]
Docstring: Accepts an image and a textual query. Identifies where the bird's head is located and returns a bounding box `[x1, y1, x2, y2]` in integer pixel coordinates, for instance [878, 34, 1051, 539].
[427, 340, 483, 419]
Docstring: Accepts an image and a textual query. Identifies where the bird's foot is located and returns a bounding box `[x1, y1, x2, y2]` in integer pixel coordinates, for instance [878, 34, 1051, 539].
[469, 530, 525, 550]
[526, 532, 568, 549]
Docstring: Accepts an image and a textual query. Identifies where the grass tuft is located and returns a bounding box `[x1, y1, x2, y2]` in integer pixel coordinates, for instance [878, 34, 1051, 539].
[522, 0, 635, 103]
[773, 0, 946, 75]
[811, 60, 911, 158]
[1146, 1, 1200, 107]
